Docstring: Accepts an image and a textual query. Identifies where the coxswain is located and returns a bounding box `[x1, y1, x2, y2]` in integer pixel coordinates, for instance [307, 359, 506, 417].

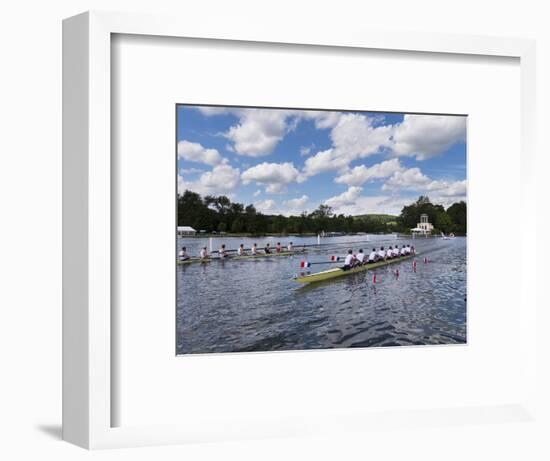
[178, 246, 190, 261]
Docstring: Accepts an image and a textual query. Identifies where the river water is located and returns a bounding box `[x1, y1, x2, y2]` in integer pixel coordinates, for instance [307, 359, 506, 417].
[176, 235, 467, 354]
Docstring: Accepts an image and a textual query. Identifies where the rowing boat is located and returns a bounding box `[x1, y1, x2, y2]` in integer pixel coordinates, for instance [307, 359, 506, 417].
[293, 253, 416, 284]
[177, 250, 306, 265]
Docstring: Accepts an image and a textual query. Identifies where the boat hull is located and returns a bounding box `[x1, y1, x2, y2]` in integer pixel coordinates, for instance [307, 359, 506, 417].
[294, 254, 415, 284]
[177, 250, 305, 265]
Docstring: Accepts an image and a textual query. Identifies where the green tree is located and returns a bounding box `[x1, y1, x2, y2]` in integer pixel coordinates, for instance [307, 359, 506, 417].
[447, 201, 467, 234]
[435, 211, 453, 234]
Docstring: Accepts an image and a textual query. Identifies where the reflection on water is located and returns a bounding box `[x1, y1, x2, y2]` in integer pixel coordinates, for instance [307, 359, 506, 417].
[176, 235, 467, 354]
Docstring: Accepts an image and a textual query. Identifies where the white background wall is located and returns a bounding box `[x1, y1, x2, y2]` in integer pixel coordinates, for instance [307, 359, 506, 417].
[0, 0, 548, 459]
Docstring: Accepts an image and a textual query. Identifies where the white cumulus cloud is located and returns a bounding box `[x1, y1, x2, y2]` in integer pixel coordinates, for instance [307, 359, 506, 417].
[392, 114, 466, 160]
[328, 195, 414, 216]
[223, 109, 296, 157]
[254, 199, 278, 214]
[334, 158, 403, 186]
[241, 162, 305, 195]
[324, 186, 363, 209]
[381, 166, 467, 206]
[382, 167, 431, 191]
[177, 140, 225, 166]
[303, 114, 394, 176]
[283, 195, 309, 209]
[178, 164, 240, 196]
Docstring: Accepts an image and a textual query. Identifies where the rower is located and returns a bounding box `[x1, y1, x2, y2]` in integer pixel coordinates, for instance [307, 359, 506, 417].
[406, 244, 411, 255]
[178, 246, 190, 261]
[251, 243, 258, 255]
[342, 249, 356, 271]
[368, 248, 377, 263]
[387, 246, 394, 259]
[356, 249, 366, 265]
[264, 243, 272, 254]
[199, 246, 208, 259]
[237, 244, 246, 256]
[276, 242, 282, 253]
[400, 245, 407, 256]
[393, 246, 400, 258]
[287, 241, 293, 252]
[219, 244, 228, 258]
[410, 245, 416, 255]
[378, 246, 386, 261]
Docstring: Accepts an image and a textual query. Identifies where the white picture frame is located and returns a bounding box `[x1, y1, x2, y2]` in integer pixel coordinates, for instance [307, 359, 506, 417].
[62, 10, 537, 449]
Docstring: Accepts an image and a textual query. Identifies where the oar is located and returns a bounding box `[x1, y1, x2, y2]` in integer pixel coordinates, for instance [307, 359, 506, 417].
[300, 256, 344, 267]
[210, 245, 307, 254]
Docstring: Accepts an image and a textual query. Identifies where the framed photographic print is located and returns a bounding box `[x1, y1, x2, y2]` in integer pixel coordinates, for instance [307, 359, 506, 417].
[63, 11, 537, 449]
[175, 104, 467, 355]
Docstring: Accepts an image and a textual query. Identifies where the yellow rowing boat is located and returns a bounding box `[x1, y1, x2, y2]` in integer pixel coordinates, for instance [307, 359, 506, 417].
[294, 254, 416, 284]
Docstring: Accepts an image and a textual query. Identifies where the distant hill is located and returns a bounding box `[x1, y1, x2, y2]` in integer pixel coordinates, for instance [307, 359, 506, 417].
[354, 214, 398, 223]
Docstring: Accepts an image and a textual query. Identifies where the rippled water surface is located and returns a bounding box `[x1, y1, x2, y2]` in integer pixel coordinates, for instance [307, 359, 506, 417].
[176, 235, 467, 354]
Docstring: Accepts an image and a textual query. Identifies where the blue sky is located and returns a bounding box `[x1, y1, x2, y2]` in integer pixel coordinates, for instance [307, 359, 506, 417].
[177, 105, 467, 216]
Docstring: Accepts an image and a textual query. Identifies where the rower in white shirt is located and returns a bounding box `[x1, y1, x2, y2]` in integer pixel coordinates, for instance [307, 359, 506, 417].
[251, 243, 258, 255]
[368, 248, 377, 263]
[178, 246, 190, 261]
[237, 244, 246, 256]
[199, 246, 208, 259]
[393, 246, 400, 258]
[219, 244, 228, 258]
[400, 245, 407, 256]
[387, 246, 394, 259]
[356, 249, 366, 265]
[405, 244, 411, 255]
[378, 246, 386, 261]
[287, 241, 293, 252]
[342, 249, 356, 270]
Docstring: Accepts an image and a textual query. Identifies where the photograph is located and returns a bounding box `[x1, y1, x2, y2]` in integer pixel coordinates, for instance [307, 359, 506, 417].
[176, 105, 467, 354]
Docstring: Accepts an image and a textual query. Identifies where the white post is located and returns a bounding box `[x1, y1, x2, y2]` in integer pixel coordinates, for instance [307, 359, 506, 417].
[209, 237, 213, 252]
[317, 234, 321, 246]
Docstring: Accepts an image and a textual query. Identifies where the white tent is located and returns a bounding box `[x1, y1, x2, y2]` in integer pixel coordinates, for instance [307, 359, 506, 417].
[177, 226, 196, 235]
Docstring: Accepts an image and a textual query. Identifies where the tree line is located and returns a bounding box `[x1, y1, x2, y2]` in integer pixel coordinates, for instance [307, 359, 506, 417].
[178, 190, 466, 236]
